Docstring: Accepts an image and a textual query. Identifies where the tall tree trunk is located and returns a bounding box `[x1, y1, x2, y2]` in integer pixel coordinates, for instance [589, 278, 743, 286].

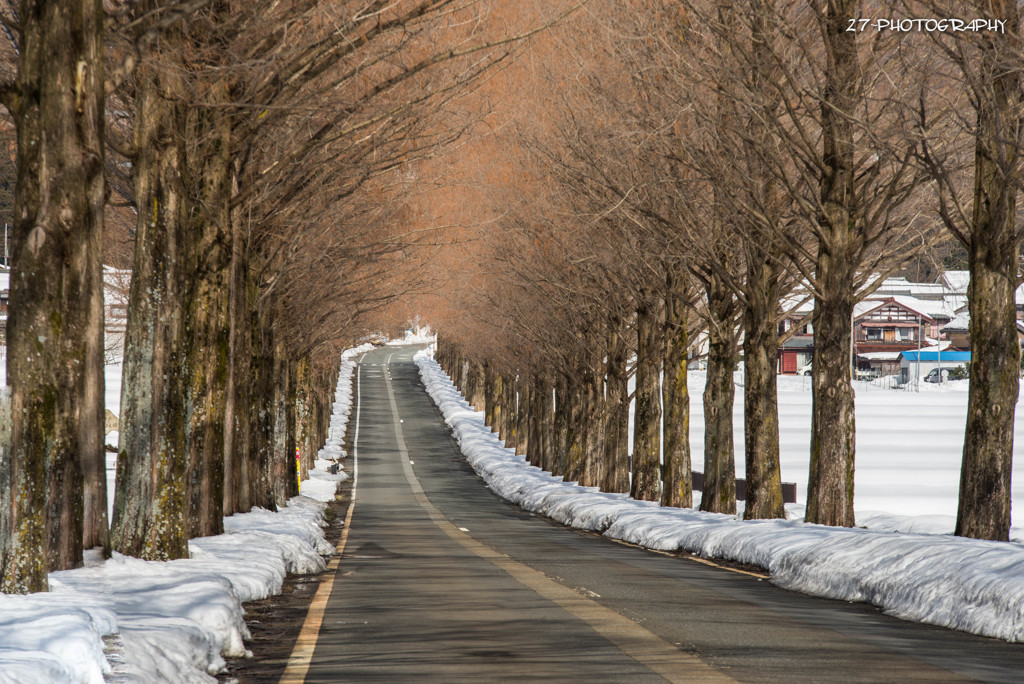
[631, 300, 661, 502]
[807, 289, 856, 526]
[247, 286, 277, 511]
[956, 3, 1022, 541]
[498, 374, 513, 445]
[527, 382, 542, 465]
[539, 378, 555, 472]
[272, 342, 297, 506]
[532, 378, 557, 471]
[484, 363, 498, 431]
[602, 323, 630, 493]
[444, 348, 456, 383]
[2, 0, 106, 591]
[806, 0, 859, 528]
[552, 376, 570, 477]
[438, 338, 452, 375]
[515, 376, 530, 457]
[183, 98, 232, 539]
[502, 374, 513, 442]
[563, 376, 585, 483]
[111, 40, 190, 561]
[467, 361, 485, 410]
[742, 258, 784, 519]
[223, 165, 246, 516]
[580, 371, 604, 488]
[295, 356, 313, 480]
[483, 362, 493, 426]
[742, 0, 785, 521]
[320, 369, 335, 454]
[225, 207, 252, 515]
[700, 273, 737, 515]
[662, 293, 692, 508]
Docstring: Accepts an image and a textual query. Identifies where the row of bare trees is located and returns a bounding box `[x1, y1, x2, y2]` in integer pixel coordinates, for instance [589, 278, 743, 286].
[429, 0, 1022, 542]
[0, 0, 579, 593]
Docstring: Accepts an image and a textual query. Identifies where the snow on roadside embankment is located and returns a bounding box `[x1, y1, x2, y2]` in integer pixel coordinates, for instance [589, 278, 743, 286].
[0, 346, 367, 683]
[414, 348, 1024, 643]
[0, 502, 331, 684]
[300, 343, 372, 503]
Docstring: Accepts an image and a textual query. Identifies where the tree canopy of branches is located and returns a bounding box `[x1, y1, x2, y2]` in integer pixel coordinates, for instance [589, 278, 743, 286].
[0, 0, 586, 592]
[2, 0, 1023, 598]
[428, 0, 1019, 542]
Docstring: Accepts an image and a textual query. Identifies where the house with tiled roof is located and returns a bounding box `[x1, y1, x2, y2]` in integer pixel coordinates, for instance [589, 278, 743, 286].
[937, 270, 970, 295]
[776, 292, 814, 374]
[775, 273, 982, 377]
[939, 310, 1024, 353]
[852, 297, 939, 378]
[941, 311, 971, 350]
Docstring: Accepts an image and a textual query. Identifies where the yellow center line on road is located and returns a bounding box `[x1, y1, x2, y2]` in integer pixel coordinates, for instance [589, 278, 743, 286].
[607, 537, 770, 580]
[280, 354, 367, 684]
[380, 357, 736, 684]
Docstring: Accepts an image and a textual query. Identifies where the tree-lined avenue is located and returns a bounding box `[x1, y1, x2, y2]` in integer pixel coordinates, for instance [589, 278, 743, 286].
[293, 345, 1024, 683]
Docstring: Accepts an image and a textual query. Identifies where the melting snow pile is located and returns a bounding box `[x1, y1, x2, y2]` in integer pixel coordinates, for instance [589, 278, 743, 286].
[302, 343, 371, 502]
[0, 496, 333, 683]
[414, 348, 1024, 643]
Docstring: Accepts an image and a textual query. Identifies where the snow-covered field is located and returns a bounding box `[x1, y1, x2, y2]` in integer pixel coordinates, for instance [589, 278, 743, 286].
[0, 348, 367, 682]
[415, 348, 1024, 642]
[689, 372, 1024, 535]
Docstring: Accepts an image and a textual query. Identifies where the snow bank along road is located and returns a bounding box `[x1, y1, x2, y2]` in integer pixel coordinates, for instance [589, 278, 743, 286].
[288, 345, 1024, 683]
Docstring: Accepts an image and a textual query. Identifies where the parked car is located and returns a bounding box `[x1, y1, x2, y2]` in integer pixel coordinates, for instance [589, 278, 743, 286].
[924, 368, 950, 383]
[799, 363, 812, 376]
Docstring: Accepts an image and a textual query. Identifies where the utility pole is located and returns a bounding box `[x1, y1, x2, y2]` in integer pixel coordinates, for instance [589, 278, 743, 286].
[916, 312, 922, 391]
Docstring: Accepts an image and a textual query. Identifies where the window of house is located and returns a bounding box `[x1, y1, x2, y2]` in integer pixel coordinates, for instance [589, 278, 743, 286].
[866, 327, 882, 340]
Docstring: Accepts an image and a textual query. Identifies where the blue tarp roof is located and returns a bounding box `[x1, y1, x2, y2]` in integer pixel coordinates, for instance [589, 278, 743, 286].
[900, 351, 971, 362]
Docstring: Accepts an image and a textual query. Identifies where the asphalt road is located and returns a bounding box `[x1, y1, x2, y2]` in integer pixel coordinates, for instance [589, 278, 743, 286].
[298, 345, 1024, 683]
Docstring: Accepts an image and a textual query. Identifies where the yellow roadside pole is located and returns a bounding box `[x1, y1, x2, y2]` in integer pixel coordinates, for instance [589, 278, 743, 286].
[296, 446, 302, 493]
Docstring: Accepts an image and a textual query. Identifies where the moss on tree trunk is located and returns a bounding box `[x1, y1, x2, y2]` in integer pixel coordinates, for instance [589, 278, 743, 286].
[580, 371, 605, 488]
[806, 292, 856, 527]
[182, 95, 232, 538]
[514, 376, 530, 457]
[1, 0, 107, 592]
[700, 276, 737, 515]
[111, 40, 190, 561]
[956, 7, 1022, 540]
[662, 293, 692, 508]
[601, 324, 630, 494]
[631, 301, 661, 502]
[805, 0, 859, 529]
[742, 260, 784, 520]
